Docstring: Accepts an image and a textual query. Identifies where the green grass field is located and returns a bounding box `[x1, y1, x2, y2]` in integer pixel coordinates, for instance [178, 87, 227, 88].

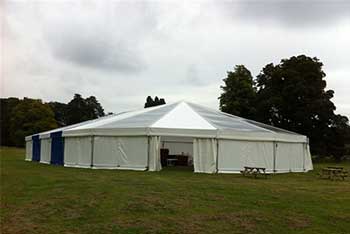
[1, 147, 350, 234]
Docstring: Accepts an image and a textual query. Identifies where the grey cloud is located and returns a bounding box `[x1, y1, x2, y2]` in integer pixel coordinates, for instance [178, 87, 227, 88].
[3, 1, 350, 117]
[42, 1, 160, 73]
[50, 32, 145, 73]
[219, 0, 350, 27]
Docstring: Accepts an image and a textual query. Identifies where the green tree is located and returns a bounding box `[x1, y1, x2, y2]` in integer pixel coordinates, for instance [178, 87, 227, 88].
[144, 96, 166, 108]
[327, 115, 350, 161]
[219, 65, 256, 118]
[154, 96, 160, 104]
[85, 96, 105, 119]
[48, 101, 67, 127]
[144, 96, 154, 108]
[9, 98, 58, 146]
[65, 94, 87, 125]
[65, 94, 105, 125]
[254, 55, 348, 156]
[0, 97, 20, 146]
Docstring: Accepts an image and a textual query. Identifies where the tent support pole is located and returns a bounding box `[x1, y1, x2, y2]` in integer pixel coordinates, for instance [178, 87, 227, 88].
[216, 139, 219, 174]
[90, 136, 94, 168]
[273, 141, 276, 174]
[62, 136, 65, 166]
[303, 142, 306, 172]
[147, 136, 150, 171]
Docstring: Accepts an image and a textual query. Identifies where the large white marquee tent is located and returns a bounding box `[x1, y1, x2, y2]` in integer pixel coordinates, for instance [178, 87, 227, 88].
[25, 101, 313, 173]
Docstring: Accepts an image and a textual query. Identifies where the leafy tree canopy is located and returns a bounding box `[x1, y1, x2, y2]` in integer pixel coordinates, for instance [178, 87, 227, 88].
[144, 96, 166, 108]
[1, 94, 106, 146]
[48, 101, 67, 127]
[1, 98, 21, 146]
[327, 114, 350, 161]
[219, 65, 256, 119]
[65, 94, 105, 125]
[9, 98, 58, 146]
[218, 55, 350, 159]
[254, 55, 342, 155]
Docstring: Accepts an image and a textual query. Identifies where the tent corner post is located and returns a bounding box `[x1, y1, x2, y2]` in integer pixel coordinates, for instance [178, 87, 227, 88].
[273, 141, 277, 174]
[90, 136, 95, 168]
[303, 142, 307, 172]
[216, 138, 219, 174]
[62, 136, 65, 166]
[147, 136, 150, 171]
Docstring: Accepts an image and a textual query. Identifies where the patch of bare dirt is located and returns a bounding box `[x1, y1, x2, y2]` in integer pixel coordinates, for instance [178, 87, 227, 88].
[286, 215, 311, 229]
[1, 204, 41, 234]
[1, 197, 86, 234]
[121, 195, 192, 214]
[113, 210, 266, 234]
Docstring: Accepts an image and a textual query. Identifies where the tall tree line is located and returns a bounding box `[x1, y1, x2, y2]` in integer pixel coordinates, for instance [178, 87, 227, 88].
[1, 94, 105, 147]
[219, 55, 350, 161]
[144, 96, 166, 108]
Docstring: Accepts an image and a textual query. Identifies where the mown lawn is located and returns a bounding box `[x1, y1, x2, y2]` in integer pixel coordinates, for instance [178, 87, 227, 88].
[1, 147, 350, 234]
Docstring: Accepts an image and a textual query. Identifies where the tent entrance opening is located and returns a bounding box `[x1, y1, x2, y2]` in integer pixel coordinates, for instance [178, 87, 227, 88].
[160, 136, 193, 169]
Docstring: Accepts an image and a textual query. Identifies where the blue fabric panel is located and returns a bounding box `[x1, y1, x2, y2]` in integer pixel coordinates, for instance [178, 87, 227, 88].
[50, 131, 64, 165]
[32, 135, 41, 161]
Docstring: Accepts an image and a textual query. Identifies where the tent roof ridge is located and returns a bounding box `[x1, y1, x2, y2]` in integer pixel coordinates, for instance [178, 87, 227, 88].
[151, 102, 216, 130]
[186, 102, 301, 135]
[147, 101, 183, 127]
[185, 102, 216, 129]
[27, 100, 302, 137]
[64, 102, 179, 131]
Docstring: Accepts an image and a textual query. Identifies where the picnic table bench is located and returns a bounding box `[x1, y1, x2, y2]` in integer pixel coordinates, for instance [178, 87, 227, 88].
[327, 166, 344, 170]
[319, 167, 348, 180]
[240, 166, 269, 179]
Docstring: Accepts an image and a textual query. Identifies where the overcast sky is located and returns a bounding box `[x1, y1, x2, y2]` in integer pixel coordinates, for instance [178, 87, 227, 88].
[2, 0, 350, 116]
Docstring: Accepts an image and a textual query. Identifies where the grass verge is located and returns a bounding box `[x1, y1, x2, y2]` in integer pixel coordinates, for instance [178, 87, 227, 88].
[1, 147, 350, 234]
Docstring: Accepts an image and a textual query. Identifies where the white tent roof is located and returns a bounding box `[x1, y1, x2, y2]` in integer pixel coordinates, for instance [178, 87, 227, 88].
[61, 101, 306, 142]
[25, 112, 124, 141]
[152, 102, 216, 130]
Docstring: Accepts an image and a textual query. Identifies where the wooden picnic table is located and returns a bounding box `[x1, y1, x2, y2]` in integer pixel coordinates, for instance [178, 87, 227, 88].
[241, 166, 269, 179]
[326, 166, 344, 170]
[319, 167, 348, 180]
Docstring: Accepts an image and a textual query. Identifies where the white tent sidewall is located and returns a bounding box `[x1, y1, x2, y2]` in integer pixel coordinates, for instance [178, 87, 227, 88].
[25, 140, 33, 161]
[193, 138, 217, 173]
[217, 140, 274, 173]
[93, 136, 148, 170]
[148, 136, 162, 171]
[64, 136, 92, 168]
[40, 138, 51, 164]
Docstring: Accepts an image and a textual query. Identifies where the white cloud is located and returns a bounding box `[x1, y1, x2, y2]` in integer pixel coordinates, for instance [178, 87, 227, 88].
[2, 0, 350, 117]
